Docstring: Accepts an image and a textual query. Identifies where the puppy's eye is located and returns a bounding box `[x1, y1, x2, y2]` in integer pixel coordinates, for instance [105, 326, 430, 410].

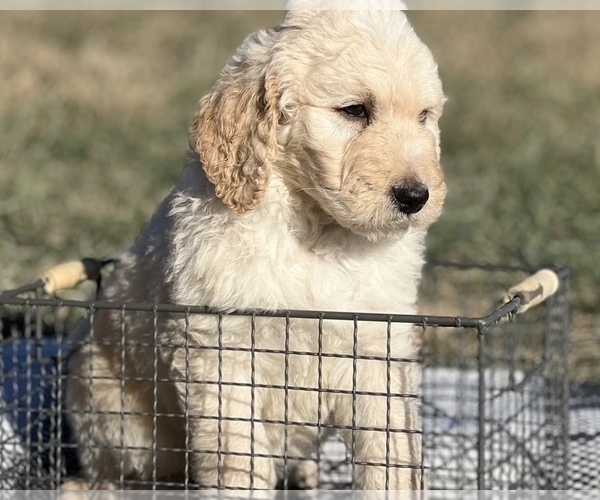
[418, 108, 430, 124]
[339, 104, 368, 119]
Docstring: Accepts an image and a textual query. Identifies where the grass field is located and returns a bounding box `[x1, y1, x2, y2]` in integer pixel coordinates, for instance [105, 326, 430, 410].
[0, 11, 598, 382]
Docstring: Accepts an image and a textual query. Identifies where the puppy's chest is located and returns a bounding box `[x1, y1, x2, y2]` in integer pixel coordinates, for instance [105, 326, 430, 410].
[297, 253, 415, 313]
[267, 230, 421, 314]
[191, 240, 418, 315]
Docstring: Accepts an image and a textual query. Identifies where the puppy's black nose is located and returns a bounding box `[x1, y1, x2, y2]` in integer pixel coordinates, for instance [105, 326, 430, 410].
[392, 182, 429, 215]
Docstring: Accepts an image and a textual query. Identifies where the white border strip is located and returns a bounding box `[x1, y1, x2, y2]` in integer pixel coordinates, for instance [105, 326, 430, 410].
[1, 0, 599, 9]
[407, 0, 600, 8]
[0, 0, 282, 9]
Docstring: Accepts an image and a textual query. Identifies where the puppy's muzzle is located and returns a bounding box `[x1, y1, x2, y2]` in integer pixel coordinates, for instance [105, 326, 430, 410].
[392, 182, 429, 215]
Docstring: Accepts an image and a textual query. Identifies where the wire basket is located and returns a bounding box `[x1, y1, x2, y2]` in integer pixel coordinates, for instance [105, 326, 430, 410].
[0, 261, 570, 490]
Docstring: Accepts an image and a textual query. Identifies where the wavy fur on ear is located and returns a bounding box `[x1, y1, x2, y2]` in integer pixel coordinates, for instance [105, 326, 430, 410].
[189, 30, 281, 215]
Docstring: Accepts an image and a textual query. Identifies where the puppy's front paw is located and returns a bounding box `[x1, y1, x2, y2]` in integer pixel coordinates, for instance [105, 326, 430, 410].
[291, 460, 319, 489]
[60, 479, 90, 490]
[278, 460, 318, 489]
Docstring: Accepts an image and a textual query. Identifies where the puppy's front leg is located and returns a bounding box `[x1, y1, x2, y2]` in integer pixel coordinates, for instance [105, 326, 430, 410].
[185, 384, 278, 489]
[335, 360, 422, 490]
[344, 414, 422, 489]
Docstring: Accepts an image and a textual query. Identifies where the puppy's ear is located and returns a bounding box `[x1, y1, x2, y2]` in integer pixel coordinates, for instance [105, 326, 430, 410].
[190, 35, 280, 215]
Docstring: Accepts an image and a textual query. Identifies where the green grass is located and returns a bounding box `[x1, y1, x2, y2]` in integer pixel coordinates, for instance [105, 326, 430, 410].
[408, 11, 600, 312]
[0, 11, 598, 381]
[0, 11, 282, 286]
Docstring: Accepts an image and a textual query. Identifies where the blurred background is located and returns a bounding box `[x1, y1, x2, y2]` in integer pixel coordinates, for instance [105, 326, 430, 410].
[0, 11, 598, 382]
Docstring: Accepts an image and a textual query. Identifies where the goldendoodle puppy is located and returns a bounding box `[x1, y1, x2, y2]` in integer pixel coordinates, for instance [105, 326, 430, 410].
[65, 3, 445, 490]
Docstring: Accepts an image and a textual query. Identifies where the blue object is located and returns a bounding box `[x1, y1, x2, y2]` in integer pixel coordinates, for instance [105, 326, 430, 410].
[1, 337, 79, 483]
[2, 338, 65, 439]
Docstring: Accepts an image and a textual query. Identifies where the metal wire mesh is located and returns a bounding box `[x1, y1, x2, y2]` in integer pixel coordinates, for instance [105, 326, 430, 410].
[0, 263, 573, 490]
[422, 282, 570, 488]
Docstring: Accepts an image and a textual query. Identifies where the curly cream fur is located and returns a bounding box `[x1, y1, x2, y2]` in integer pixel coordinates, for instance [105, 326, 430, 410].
[190, 29, 281, 214]
[65, 6, 445, 491]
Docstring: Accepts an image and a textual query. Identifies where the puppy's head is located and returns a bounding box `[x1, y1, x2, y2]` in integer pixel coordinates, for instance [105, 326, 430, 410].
[190, 7, 446, 240]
